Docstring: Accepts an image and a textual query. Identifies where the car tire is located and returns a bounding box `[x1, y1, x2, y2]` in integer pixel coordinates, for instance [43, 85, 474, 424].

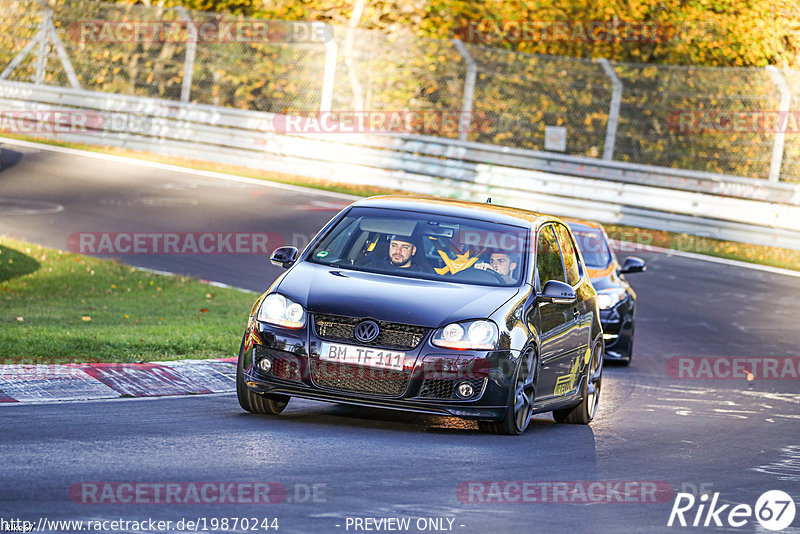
[619, 326, 633, 366]
[553, 341, 602, 425]
[478, 348, 537, 435]
[236, 336, 290, 415]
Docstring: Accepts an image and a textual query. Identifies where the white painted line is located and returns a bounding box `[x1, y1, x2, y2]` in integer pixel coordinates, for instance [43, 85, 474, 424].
[0, 366, 119, 402]
[0, 136, 360, 201]
[126, 265, 257, 294]
[0, 391, 236, 407]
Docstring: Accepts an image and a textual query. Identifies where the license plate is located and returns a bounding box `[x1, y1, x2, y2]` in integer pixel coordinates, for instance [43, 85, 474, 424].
[319, 342, 405, 371]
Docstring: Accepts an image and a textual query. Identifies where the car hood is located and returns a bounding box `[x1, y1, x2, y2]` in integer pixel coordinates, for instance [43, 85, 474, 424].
[587, 264, 624, 291]
[276, 262, 521, 327]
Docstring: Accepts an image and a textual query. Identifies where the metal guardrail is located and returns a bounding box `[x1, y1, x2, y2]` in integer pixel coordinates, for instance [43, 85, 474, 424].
[1, 79, 798, 251]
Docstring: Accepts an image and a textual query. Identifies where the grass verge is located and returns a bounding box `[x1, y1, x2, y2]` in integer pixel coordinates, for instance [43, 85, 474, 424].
[0, 237, 256, 363]
[604, 224, 799, 271]
[2, 133, 798, 272]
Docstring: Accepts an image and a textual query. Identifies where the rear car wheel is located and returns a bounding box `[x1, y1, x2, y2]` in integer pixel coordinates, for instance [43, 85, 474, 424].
[236, 336, 290, 415]
[478, 349, 537, 435]
[553, 341, 602, 424]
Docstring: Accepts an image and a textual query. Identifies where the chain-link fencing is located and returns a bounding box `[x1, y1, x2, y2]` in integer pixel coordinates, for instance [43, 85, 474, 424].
[1, 0, 798, 182]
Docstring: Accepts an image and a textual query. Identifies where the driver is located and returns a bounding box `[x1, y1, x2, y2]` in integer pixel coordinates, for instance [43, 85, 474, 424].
[387, 235, 421, 270]
[474, 250, 519, 283]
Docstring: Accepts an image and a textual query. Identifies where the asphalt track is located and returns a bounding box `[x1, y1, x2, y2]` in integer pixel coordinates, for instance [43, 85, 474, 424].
[1, 140, 799, 533]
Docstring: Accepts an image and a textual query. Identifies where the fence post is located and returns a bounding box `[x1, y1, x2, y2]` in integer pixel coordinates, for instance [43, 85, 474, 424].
[766, 66, 791, 182]
[596, 58, 622, 161]
[176, 6, 196, 103]
[0, 33, 42, 81]
[1, 7, 80, 88]
[452, 38, 476, 142]
[320, 28, 337, 113]
[33, 10, 52, 84]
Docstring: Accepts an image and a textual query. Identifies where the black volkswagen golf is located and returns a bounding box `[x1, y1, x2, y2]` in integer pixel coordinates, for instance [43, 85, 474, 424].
[237, 196, 604, 435]
[566, 220, 646, 365]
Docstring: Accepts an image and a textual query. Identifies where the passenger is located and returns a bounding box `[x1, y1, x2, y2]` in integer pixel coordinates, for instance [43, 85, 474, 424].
[474, 251, 519, 283]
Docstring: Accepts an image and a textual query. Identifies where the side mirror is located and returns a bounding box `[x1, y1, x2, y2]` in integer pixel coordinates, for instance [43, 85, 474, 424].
[619, 256, 646, 274]
[270, 246, 298, 269]
[537, 280, 577, 304]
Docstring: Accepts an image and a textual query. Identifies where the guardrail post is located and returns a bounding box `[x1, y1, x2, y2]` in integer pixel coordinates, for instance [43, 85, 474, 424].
[320, 30, 337, 113]
[452, 38, 476, 142]
[596, 58, 622, 161]
[766, 66, 791, 183]
[176, 7, 196, 103]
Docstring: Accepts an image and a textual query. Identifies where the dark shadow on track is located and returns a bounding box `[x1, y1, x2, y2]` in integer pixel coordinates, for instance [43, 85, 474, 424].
[0, 147, 23, 171]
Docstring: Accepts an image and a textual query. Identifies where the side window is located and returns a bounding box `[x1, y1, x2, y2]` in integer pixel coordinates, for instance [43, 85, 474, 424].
[535, 225, 566, 289]
[555, 224, 581, 287]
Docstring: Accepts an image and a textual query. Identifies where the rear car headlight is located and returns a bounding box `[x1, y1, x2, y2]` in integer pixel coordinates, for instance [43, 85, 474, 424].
[432, 320, 498, 350]
[256, 294, 306, 329]
[597, 289, 627, 310]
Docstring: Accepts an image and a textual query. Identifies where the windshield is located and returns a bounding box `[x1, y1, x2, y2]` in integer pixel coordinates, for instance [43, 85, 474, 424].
[569, 225, 613, 268]
[306, 207, 528, 287]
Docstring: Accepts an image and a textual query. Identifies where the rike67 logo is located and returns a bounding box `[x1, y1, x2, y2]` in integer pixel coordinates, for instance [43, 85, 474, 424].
[668, 490, 796, 531]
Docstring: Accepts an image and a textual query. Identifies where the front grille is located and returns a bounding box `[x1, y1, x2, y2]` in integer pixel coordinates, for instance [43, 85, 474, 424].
[312, 361, 410, 396]
[419, 377, 486, 399]
[314, 314, 428, 350]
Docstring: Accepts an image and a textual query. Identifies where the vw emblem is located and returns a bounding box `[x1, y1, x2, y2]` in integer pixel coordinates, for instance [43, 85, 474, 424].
[354, 320, 380, 343]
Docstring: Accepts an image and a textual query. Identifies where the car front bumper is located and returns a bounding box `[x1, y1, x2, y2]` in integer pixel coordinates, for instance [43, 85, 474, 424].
[599, 299, 634, 359]
[240, 320, 519, 421]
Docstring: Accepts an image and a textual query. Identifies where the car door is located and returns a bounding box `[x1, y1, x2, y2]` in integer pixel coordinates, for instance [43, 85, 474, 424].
[553, 223, 593, 380]
[527, 224, 574, 399]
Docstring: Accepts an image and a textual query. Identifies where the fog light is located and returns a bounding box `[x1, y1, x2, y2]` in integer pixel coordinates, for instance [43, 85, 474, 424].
[455, 382, 475, 399]
[257, 357, 272, 374]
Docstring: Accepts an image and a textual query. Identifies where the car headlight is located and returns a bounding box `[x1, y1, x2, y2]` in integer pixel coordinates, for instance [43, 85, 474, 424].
[597, 289, 627, 310]
[432, 320, 498, 350]
[256, 293, 306, 329]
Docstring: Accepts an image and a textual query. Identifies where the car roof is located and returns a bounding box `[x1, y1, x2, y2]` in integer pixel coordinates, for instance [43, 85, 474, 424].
[563, 217, 606, 232]
[351, 196, 558, 229]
